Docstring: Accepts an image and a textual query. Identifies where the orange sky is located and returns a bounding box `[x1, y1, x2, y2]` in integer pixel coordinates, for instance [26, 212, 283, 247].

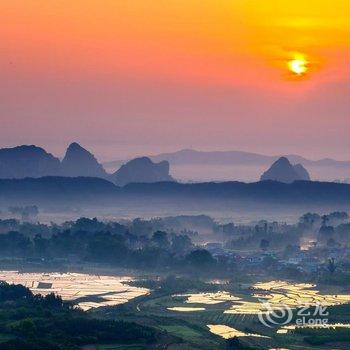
[1, 1, 350, 159]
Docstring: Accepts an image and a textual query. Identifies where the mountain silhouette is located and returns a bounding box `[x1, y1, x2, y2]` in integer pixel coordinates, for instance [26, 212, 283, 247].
[104, 149, 350, 168]
[0, 145, 61, 178]
[0, 144, 177, 183]
[110, 157, 174, 186]
[260, 157, 311, 183]
[2, 178, 350, 207]
[61, 142, 107, 178]
[293, 163, 311, 181]
[103, 149, 350, 182]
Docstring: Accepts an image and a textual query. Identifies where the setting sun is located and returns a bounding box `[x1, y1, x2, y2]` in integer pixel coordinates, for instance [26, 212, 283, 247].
[288, 55, 309, 75]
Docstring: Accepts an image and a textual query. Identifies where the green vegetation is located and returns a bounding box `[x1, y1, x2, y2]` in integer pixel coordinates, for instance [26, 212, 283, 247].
[96, 345, 145, 350]
[0, 281, 158, 350]
[1, 211, 350, 349]
[128, 275, 218, 293]
[160, 325, 203, 341]
[296, 327, 350, 345]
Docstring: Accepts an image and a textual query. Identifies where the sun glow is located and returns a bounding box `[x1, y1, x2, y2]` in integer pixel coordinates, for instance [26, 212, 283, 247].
[288, 54, 309, 75]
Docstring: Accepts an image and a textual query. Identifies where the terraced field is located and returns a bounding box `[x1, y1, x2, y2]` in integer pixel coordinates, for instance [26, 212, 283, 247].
[134, 281, 350, 349]
[0, 270, 149, 310]
[2, 270, 349, 349]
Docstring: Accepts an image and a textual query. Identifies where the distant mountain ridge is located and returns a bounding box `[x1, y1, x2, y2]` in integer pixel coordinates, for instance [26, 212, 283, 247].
[2, 177, 350, 206]
[103, 149, 350, 182]
[104, 149, 350, 168]
[0, 176, 118, 204]
[1, 144, 349, 183]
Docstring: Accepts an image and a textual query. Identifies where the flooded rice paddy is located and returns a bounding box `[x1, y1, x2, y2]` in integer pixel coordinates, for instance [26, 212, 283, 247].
[2, 271, 350, 342]
[177, 291, 241, 305]
[174, 280, 350, 316]
[277, 323, 350, 334]
[224, 280, 350, 315]
[207, 324, 269, 339]
[0, 271, 149, 310]
[171, 280, 350, 339]
[167, 307, 206, 312]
